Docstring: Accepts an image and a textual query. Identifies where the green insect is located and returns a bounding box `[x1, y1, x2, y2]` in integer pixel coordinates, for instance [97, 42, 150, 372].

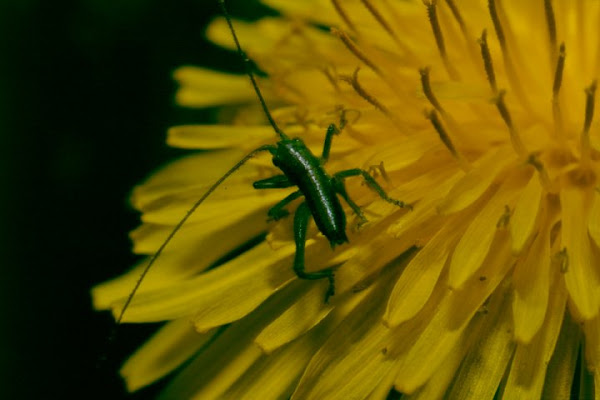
[116, 0, 410, 324]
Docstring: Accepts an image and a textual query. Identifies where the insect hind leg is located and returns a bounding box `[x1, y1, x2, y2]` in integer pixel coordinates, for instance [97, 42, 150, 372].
[266, 190, 302, 220]
[333, 168, 411, 225]
[293, 201, 336, 302]
[331, 178, 368, 227]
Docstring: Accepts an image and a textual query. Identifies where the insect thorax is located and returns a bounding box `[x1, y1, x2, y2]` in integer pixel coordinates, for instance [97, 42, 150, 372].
[273, 139, 348, 246]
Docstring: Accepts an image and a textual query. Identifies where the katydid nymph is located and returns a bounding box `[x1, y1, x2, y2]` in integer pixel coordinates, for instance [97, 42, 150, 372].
[115, 0, 411, 325]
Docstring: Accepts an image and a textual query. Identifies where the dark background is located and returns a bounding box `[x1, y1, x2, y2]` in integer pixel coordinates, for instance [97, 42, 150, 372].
[1, 0, 271, 398]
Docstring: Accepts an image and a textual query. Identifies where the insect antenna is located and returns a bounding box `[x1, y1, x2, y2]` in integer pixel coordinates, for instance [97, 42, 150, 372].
[103, 0, 285, 367]
[99, 0, 292, 379]
[114, 144, 274, 325]
[217, 0, 289, 140]
[115, 1, 288, 325]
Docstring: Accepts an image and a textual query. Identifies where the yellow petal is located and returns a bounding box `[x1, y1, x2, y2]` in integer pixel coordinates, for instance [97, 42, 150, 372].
[380, 156, 462, 213]
[131, 151, 241, 201]
[346, 165, 465, 292]
[293, 320, 392, 400]
[560, 187, 600, 320]
[541, 312, 581, 399]
[221, 333, 314, 400]
[393, 233, 513, 393]
[132, 161, 280, 227]
[437, 147, 513, 215]
[512, 221, 551, 343]
[365, 368, 396, 400]
[448, 181, 519, 289]
[364, 135, 438, 173]
[503, 278, 567, 399]
[335, 225, 421, 297]
[91, 259, 158, 310]
[578, 358, 597, 400]
[159, 305, 269, 399]
[388, 167, 463, 236]
[226, 287, 372, 400]
[130, 206, 267, 257]
[402, 330, 469, 400]
[130, 149, 266, 219]
[291, 270, 398, 400]
[384, 218, 462, 327]
[121, 319, 217, 392]
[588, 189, 600, 248]
[91, 208, 269, 310]
[510, 171, 542, 253]
[255, 282, 333, 353]
[135, 189, 271, 226]
[443, 284, 514, 400]
[261, 0, 338, 26]
[584, 315, 600, 373]
[167, 125, 273, 150]
[163, 281, 361, 399]
[173, 66, 254, 107]
[111, 242, 295, 325]
[207, 17, 289, 54]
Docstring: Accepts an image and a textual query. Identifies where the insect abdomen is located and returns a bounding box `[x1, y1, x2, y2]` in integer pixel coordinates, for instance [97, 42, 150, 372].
[273, 139, 348, 246]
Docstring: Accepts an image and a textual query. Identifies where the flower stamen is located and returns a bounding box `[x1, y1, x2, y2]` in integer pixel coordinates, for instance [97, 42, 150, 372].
[360, 0, 408, 54]
[488, 0, 533, 114]
[425, 109, 469, 170]
[494, 90, 527, 157]
[331, 0, 357, 32]
[488, 0, 506, 52]
[340, 68, 399, 128]
[419, 67, 444, 113]
[321, 65, 341, 93]
[443, 0, 467, 38]
[424, 0, 459, 80]
[420, 66, 469, 166]
[552, 43, 566, 139]
[359, 0, 392, 38]
[332, 26, 409, 101]
[544, 0, 558, 62]
[575, 2, 587, 71]
[478, 29, 498, 93]
[527, 152, 554, 192]
[581, 80, 597, 164]
[331, 28, 381, 76]
[443, 0, 479, 66]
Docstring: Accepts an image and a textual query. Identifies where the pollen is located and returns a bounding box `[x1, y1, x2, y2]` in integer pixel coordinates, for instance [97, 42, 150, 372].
[93, 1, 600, 399]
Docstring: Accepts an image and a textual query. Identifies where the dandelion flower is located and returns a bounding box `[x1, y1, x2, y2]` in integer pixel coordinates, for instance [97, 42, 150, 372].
[93, 0, 600, 398]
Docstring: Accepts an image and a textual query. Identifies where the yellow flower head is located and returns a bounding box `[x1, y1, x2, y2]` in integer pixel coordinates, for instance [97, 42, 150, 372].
[93, 0, 600, 398]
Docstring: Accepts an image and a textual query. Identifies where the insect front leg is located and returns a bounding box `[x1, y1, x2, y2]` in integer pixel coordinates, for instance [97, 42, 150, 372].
[321, 123, 340, 162]
[253, 174, 294, 189]
[321, 107, 355, 163]
[293, 202, 336, 302]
